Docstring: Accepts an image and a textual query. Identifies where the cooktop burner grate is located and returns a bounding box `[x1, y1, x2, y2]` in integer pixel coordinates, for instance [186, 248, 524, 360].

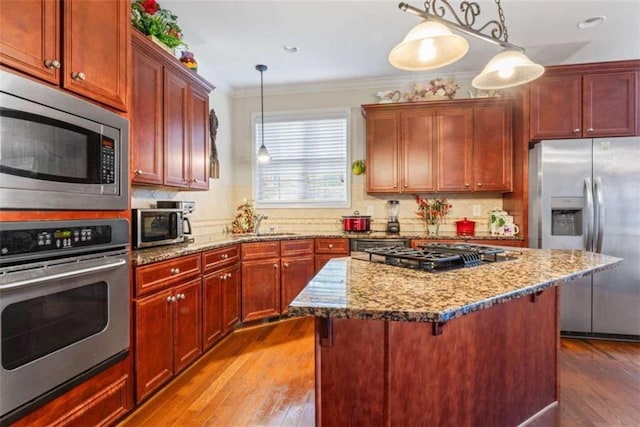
[363, 243, 513, 272]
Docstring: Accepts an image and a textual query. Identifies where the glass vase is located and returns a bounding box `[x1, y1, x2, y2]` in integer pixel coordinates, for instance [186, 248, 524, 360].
[426, 223, 439, 237]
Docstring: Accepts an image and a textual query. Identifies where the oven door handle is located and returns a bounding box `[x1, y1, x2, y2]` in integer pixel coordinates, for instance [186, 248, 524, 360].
[0, 258, 127, 291]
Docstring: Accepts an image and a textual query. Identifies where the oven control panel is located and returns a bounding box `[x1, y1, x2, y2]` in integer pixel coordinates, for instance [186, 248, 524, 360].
[1, 225, 112, 257]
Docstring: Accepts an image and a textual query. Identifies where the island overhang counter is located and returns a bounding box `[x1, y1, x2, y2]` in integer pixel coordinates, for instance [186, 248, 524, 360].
[288, 248, 621, 427]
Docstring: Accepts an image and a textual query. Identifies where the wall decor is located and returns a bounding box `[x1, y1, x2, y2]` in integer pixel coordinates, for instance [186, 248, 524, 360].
[209, 108, 219, 179]
[405, 77, 459, 102]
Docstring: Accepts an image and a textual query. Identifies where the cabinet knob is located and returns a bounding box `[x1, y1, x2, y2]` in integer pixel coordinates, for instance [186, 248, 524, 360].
[587, 128, 594, 133]
[477, 183, 483, 187]
[71, 72, 86, 81]
[328, 244, 334, 249]
[465, 183, 470, 187]
[274, 263, 278, 268]
[134, 169, 143, 176]
[404, 184, 408, 188]
[221, 254, 228, 259]
[284, 262, 289, 268]
[393, 184, 397, 188]
[573, 128, 581, 134]
[177, 293, 185, 300]
[167, 296, 176, 303]
[192, 178, 198, 183]
[44, 59, 61, 69]
[220, 274, 226, 280]
[170, 268, 181, 275]
[226, 273, 231, 279]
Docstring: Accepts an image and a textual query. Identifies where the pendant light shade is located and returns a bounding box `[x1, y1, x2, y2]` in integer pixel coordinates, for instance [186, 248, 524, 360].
[389, 20, 469, 71]
[256, 64, 271, 163]
[471, 49, 545, 90]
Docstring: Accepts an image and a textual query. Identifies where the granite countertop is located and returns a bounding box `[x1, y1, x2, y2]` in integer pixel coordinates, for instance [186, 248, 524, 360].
[132, 231, 524, 266]
[287, 249, 622, 323]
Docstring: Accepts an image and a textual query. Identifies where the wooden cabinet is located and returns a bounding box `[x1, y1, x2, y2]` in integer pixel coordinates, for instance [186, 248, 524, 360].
[202, 245, 241, 349]
[0, 0, 129, 111]
[133, 255, 203, 402]
[363, 99, 513, 194]
[315, 238, 350, 273]
[241, 242, 281, 322]
[131, 30, 214, 189]
[529, 61, 639, 139]
[281, 239, 315, 313]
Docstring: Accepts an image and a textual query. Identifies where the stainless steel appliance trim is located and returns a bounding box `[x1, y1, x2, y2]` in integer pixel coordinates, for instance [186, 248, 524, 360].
[594, 176, 605, 253]
[0, 259, 126, 291]
[583, 177, 594, 251]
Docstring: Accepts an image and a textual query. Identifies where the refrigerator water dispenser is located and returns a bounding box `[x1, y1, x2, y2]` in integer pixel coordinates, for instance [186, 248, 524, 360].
[551, 197, 582, 236]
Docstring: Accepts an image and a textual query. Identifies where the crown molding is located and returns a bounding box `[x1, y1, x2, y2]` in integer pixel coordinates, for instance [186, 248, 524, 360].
[229, 71, 478, 98]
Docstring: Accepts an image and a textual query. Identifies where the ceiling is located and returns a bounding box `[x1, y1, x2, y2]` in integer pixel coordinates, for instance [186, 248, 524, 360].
[160, 0, 640, 95]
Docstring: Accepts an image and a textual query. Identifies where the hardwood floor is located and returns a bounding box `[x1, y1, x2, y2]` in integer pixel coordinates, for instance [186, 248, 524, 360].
[118, 317, 640, 427]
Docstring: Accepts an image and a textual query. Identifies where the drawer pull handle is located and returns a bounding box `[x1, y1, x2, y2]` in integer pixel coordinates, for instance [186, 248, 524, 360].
[133, 169, 143, 175]
[284, 262, 289, 268]
[587, 127, 594, 133]
[226, 273, 232, 279]
[177, 293, 185, 300]
[477, 183, 482, 187]
[71, 71, 86, 81]
[274, 264, 278, 268]
[465, 183, 470, 187]
[167, 296, 176, 303]
[328, 244, 333, 249]
[221, 254, 228, 259]
[170, 268, 180, 275]
[44, 59, 61, 69]
[573, 128, 580, 134]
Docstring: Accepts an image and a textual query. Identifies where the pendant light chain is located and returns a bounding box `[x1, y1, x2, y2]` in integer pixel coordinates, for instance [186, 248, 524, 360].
[495, 0, 509, 43]
[260, 67, 265, 148]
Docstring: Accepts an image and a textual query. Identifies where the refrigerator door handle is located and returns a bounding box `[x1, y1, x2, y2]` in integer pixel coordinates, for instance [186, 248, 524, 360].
[584, 177, 594, 251]
[594, 176, 605, 253]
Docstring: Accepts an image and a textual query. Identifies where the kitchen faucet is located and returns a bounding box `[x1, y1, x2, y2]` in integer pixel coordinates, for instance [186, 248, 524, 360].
[254, 213, 268, 235]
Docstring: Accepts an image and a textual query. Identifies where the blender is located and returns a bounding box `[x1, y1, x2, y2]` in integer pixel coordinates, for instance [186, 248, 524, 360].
[386, 200, 400, 233]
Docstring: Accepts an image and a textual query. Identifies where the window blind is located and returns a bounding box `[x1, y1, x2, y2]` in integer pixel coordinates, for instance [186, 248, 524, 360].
[254, 110, 349, 207]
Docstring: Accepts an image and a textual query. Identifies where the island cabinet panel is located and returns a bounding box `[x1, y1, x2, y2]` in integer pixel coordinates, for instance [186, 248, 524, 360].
[315, 318, 386, 426]
[0, 0, 129, 111]
[315, 288, 558, 426]
[529, 61, 639, 140]
[281, 239, 315, 313]
[314, 238, 349, 273]
[241, 242, 281, 322]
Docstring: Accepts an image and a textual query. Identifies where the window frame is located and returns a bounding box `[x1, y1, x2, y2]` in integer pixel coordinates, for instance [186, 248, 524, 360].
[251, 107, 352, 209]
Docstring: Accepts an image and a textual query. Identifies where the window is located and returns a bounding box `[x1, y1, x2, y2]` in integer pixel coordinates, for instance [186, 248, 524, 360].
[253, 109, 350, 208]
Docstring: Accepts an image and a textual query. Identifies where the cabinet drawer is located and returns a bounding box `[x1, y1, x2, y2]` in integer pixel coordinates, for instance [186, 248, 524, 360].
[281, 239, 314, 257]
[315, 238, 350, 254]
[135, 254, 202, 296]
[241, 241, 281, 261]
[202, 245, 240, 272]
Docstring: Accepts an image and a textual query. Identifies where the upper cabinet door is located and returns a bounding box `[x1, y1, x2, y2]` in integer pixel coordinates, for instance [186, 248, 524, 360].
[63, 0, 128, 111]
[188, 87, 210, 190]
[583, 71, 638, 137]
[132, 49, 164, 185]
[0, 0, 60, 84]
[474, 104, 513, 192]
[401, 110, 437, 193]
[529, 74, 582, 140]
[163, 69, 190, 188]
[366, 112, 400, 193]
[436, 108, 474, 192]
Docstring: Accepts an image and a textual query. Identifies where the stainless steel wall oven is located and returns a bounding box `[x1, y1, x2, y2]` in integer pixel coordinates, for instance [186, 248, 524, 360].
[0, 219, 130, 423]
[0, 70, 129, 211]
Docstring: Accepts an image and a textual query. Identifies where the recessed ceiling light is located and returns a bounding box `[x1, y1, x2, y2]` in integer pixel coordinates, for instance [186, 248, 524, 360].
[577, 16, 606, 29]
[281, 45, 299, 54]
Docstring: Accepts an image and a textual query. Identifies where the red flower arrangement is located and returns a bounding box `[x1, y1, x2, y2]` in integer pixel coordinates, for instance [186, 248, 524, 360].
[415, 195, 452, 225]
[131, 0, 185, 49]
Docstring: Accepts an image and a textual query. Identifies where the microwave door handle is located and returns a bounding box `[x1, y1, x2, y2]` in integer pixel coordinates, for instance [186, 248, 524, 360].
[184, 217, 192, 235]
[584, 177, 594, 251]
[0, 258, 126, 291]
[594, 176, 605, 253]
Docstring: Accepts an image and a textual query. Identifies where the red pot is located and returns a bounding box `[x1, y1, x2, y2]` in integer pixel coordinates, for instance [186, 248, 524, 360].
[455, 218, 476, 236]
[341, 211, 371, 232]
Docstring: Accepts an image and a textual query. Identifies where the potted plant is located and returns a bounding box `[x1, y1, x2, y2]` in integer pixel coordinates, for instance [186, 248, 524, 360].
[415, 195, 452, 236]
[131, 0, 186, 53]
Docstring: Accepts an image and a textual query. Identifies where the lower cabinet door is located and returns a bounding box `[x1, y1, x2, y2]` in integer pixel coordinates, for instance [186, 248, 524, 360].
[241, 258, 281, 322]
[135, 289, 174, 402]
[173, 278, 203, 373]
[203, 271, 224, 349]
[281, 255, 315, 313]
[222, 264, 241, 333]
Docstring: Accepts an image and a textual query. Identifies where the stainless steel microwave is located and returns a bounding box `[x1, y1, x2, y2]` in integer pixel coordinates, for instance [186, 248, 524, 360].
[132, 209, 185, 249]
[0, 70, 129, 210]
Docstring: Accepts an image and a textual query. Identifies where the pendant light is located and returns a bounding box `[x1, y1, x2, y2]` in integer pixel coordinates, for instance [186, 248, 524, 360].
[391, 1, 545, 89]
[256, 64, 271, 163]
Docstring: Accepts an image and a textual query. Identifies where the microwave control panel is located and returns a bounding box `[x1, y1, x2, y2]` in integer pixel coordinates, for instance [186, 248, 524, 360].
[101, 138, 116, 184]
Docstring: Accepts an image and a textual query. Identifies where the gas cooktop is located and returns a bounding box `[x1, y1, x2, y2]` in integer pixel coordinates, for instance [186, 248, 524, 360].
[363, 243, 519, 272]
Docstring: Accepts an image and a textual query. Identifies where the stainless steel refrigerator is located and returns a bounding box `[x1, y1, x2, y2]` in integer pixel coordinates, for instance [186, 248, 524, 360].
[529, 137, 640, 340]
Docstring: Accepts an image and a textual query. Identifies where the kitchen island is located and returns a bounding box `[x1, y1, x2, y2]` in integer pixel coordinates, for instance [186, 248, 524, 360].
[288, 248, 621, 426]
